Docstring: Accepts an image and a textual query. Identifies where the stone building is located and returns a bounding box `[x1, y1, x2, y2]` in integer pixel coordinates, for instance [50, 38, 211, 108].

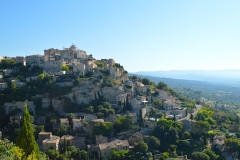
[44, 45, 87, 62]
[44, 59, 66, 71]
[0, 82, 7, 91]
[212, 136, 225, 151]
[38, 132, 60, 151]
[72, 62, 86, 74]
[25, 54, 44, 65]
[11, 79, 25, 87]
[42, 136, 60, 151]
[131, 96, 147, 116]
[143, 121, 157, 129]
[60, 118, 69, 131]
[163, 100, 180, 111]
[116, 93, 127, 103]
[60, 135, 86, 149]
[157, 90, 168, 100]
[95, 135, 108, 144]
[98, 139, 129, 160]
[127, 132, 143, 145]
[72, 118, 83, 131]
[3, 99, 35, 115]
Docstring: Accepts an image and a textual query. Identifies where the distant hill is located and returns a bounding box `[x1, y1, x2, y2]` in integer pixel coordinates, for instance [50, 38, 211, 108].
[131, 70, 240, 85]
[131, 74, 240, 105]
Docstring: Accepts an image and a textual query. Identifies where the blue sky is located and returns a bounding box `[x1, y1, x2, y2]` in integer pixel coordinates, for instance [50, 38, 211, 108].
[1, 1, 240, 72]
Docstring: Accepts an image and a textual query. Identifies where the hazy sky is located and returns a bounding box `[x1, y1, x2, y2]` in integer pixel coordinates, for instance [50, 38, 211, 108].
[1, 1, 240, 72]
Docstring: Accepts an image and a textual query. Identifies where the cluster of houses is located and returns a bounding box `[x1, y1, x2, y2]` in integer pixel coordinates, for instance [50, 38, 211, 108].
[36, 113, 143, 160]
[0, 45, 205, 159]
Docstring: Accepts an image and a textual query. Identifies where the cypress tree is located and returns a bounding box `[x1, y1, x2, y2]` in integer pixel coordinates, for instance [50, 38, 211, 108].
[16, 104, 40, 158]
[139, 109, 143, 127]
[123, 100, 126, 113]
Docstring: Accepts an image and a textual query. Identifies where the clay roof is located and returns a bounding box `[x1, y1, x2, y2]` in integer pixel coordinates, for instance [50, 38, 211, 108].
[99, 139, 129, 150]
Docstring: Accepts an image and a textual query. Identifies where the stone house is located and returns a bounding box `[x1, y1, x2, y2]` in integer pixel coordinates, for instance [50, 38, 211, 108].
[26, 76, 38, 82]
[44, 60, 66, 71]
[157, 90, 168, 100]
[38, 132, 52, 141]
[212, 136, 225, 151]
[127, 132, 143, 145]
[72, 62, 86, 74]
[137, 85, 149, 93]
[3, 99, 35, 115]
[82, 114, 97, 122]
[164, 108, 186, 119]
[95, 135, 108, 144]
[122, 113, 138, 124]
[86, 60, 97, 72]
[131, 96, 147, 116]
[116, 93, 127, 103]
[38, 132, 60, 151]
[25, 54, 44, 65]
[42, 136, 60, 151]
[98, 139, 129, 160]
[3, 69, 13, 76]
[0, 82, 7, 90]
[143, 121, 157, 129]
[60, 135, 86, 149]
[72, 118, 83, 131]
[163, 100, 180, 111]
[60, 118, 69, 131]
[11, 79, 25, 87]
[104, 114, 120, 123]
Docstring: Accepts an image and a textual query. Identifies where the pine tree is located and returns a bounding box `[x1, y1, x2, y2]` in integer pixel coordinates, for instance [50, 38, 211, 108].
[16, 104, 40, 158]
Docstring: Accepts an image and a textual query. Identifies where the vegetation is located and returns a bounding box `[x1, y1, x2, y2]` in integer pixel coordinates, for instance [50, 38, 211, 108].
[92, 122, 113, 136]
[16, 105, 40, 158]
[61, 65, 69, 72]
[113, 114, 134, 132]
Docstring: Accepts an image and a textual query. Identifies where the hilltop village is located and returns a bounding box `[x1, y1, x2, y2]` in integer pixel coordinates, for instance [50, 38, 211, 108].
[0, 45, 239, 160]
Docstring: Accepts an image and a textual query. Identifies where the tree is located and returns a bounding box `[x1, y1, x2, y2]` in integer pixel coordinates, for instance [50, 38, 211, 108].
[86, 106, 94, 113]
[45, 149, 59, 160]
[102, 102, 111, 109]
[145, 136, 160, 150]
[38, 74, 44, 82]
[133, 141, 148, 155]
[16, 105, 40, 158]
[190, 114, 194, 120]
[61, 65, 69, 72]
[110, 150, 130, 160]
[157, 82, 168, 90]
[193, 120, 210, 133]
[153, 118, 182, 145]
[225, 137, 240, 153]
[159, 152, 169, 160]
[148, 107, 156, 118]
[113, 115, 133, 132]
[65, 113, 76, 126]
[153, 99, 162, 109]
[192, 152, 210, 160]
[142, 78, 151, 85]
[203, 149, 219, 160]
[78, 150, 87, 160]
[92, 122, 113, 136]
